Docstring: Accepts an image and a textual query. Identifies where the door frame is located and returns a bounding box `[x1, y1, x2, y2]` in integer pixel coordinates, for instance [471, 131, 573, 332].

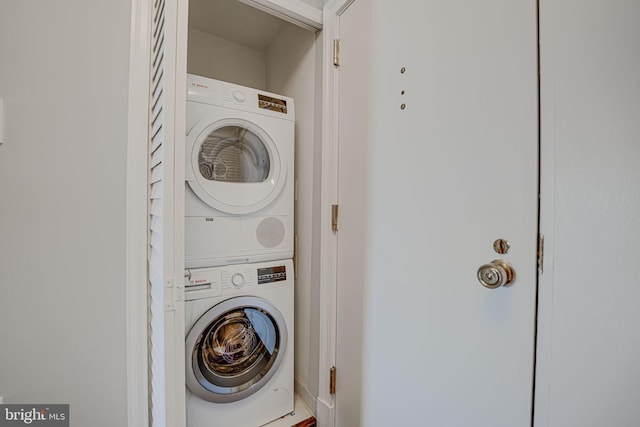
[126, 1, 327, 425]
[238, 0, 323, 30]
[126, 0, 152, 425]
[317, 1, 542, 426]
[125, 0, 189, 425]
[317, 0, 355, 425]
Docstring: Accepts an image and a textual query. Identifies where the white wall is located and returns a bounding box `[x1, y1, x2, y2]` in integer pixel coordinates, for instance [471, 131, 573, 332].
[265, 24, 321, 413]
[0, 1, 131, 425]
[536, 1, 640, 425]
[187, 28, 267, 89]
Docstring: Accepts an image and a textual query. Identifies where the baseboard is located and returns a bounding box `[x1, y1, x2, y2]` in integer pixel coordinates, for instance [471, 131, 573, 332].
[295, 378, 317, 418]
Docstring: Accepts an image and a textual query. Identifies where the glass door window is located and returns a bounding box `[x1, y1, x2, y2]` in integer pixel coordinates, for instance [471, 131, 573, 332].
[198, 126, 270, 183]
[186, 297, 287, 403]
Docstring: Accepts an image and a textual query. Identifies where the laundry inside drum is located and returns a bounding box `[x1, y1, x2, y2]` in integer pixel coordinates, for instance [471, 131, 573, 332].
[197, 307, 280, 390]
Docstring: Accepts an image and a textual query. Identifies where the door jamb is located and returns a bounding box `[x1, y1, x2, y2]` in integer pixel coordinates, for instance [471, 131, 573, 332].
[318, 1, 355, 426]
[126, 0, 151, 425]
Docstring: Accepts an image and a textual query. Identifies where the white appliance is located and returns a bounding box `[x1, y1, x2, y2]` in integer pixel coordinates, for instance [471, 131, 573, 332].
[184, 259, 294, 427]
[185, 74, 295, 268]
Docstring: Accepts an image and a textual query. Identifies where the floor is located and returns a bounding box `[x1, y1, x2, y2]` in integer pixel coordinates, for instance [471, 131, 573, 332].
[263, 395, 316, 427]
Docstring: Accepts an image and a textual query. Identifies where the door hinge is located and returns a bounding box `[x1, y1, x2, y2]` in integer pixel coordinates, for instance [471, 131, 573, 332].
[333, 39, 341, 66]
[537, 234, 545, 274]
[331, 204, 339, 232]
[329, 366, 336, 394]
[293, 234, 298, 280]
[164, 277, 184, 312]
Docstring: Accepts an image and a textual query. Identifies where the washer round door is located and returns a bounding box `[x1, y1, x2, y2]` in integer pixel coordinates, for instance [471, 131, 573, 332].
[185, 296, 288, 403]
[186, 118, 286, 215]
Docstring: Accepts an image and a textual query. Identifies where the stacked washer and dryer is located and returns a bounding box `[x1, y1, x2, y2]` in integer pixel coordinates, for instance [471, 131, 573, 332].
[183, 74, 295, 427]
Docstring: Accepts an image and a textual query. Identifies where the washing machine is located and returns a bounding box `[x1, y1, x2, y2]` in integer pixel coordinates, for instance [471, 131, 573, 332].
[185, 259, 294, 427]
[185, 74, 295, 268]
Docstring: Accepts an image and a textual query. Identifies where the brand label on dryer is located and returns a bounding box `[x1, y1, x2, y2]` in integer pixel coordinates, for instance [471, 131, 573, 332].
[257, 266, 287, 284]
[258, 94, 287, 114]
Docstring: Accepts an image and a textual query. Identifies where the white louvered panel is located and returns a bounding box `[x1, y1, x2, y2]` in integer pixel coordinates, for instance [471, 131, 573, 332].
[149, 228, 164, 254]
[150, 180, 164, 202]
[151, 82, 163, 114]
[147, 0, 185, 423]
[149, 211, 163, 232]
[152, 69, 165, 98]
[149, 262, 163, 288]
[150, 162, 164, 186]
[149, 197, 163, 217]
[149, 267, 166, 427]
[151, 74, 164, 109]
[151, 34, 164, 86]
[150, 98, 164, 139]
[151, 105, 164, 135]
[152, 27, 164, 63]
[150, 144, 164, 169]
[152, 66, 164, 93]
[149, 257, 164, 284]
[149, 215, 164, 275]
[148, 0, 168, 425]
[152, 37, 165, 68]
[150, 110, 164, 144]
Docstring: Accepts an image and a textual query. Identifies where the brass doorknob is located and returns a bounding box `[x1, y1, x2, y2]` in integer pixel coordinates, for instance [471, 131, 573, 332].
[477, 260, 515, 289]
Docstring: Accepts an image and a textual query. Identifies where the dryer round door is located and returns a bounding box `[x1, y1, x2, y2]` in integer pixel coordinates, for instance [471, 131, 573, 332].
[185, 296, 288, 403]
[186, 118, 286, 214]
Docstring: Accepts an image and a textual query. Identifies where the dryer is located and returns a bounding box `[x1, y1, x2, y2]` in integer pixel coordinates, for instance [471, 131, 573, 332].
[184, 259, 294, 427]
[185, 74, 295, 268]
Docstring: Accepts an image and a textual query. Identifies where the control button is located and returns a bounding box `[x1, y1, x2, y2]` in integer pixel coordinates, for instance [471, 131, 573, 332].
[231, 273, 245, 288]
[232, 91, 246, 103]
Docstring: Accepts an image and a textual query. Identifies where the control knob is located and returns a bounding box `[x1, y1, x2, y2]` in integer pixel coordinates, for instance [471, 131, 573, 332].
[231, 273, 245, 288]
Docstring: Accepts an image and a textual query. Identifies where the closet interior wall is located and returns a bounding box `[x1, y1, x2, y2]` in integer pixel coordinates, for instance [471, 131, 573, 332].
[186, 0, 322, 415]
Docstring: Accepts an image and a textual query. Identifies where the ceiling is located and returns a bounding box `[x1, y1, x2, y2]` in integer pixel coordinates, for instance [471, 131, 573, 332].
[188, 0, 288, 51]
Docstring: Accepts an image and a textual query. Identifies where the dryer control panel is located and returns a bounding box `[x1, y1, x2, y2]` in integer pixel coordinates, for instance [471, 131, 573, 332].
[186, 74, 295, 121]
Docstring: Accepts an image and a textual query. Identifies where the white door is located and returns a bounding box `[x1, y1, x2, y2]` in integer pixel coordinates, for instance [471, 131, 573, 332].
[147, 0, 188, 425]
[334, 0, 371, 426]
[334, 1, 539, 426]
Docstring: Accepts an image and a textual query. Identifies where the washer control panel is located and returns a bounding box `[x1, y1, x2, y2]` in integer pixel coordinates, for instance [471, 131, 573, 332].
[221, 265, 255, 291]
[231, 272, 245, 288]
[221, 263, 288, 294]
[257, 265, 287, 284]
[184, 269, 222, 301]
[185, 261, 290, 301]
